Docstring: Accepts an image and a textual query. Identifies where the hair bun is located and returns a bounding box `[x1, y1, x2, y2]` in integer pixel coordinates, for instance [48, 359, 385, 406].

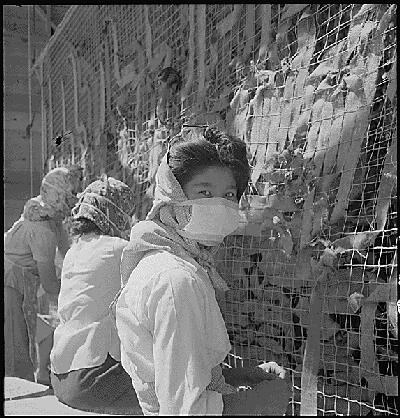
[203, 126, 232, 150]
[203, 126, 219, 144]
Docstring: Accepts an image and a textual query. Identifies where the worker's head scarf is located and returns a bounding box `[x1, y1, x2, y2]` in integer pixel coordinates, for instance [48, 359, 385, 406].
[120, 154, 229, 292]
[23, 166, 83, 221]
[71, 175, 135, 239]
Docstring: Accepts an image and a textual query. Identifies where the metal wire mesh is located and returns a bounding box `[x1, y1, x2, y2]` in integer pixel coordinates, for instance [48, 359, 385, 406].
[33, 4, 397, 415]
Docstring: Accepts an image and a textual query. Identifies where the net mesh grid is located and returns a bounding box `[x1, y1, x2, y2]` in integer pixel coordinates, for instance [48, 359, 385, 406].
[34, 4, 397, 415]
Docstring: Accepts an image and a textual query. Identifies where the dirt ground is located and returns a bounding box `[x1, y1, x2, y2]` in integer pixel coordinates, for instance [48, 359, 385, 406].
[4, 377, 142, 416]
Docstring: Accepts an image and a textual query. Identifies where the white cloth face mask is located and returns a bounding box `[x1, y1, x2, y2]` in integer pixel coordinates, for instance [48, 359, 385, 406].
[175, 197, 241, 246]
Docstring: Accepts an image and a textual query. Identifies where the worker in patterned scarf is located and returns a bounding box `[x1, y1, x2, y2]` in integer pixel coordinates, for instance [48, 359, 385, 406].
[4, 165, 83, 384]
[49, 175, 142, 415]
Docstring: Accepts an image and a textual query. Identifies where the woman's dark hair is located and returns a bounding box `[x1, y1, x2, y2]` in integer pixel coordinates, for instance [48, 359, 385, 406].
[70, 218, 102, 237]
[167, 127, 250, 199]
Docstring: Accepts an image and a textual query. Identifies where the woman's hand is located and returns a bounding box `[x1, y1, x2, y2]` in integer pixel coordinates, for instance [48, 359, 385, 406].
[257, 361, 287, 379]
[222, 361, 289, 389]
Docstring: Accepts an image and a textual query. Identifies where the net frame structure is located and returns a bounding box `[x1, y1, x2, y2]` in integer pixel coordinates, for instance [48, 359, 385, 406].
[31, 4, 397, 416]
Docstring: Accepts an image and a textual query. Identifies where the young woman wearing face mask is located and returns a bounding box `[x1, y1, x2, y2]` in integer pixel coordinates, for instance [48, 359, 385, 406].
[49, 176, 142, 414]
[114, 127, 292, 415]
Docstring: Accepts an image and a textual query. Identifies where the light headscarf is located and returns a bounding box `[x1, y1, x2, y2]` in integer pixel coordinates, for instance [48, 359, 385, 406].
[71, 175, 135, 239]
[23, 166, 83, 221]
[120, 154, 229, 292]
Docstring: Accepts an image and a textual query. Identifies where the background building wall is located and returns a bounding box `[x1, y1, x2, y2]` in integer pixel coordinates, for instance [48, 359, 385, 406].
[3, 5, 69, 231]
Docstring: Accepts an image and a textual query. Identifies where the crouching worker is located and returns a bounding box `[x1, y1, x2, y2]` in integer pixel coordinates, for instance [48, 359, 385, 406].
[4, 166, 82, 383]
[50, 175, 142, 415]
[114, 127, 292, 415]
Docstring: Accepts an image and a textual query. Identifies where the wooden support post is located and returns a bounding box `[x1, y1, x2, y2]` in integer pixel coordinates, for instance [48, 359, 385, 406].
[27, 5, 34, 197]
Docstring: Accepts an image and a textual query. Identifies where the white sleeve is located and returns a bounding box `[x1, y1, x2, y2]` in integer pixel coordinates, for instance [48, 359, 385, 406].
[27, 221, 57, 263]
[148, 269, 224, 415]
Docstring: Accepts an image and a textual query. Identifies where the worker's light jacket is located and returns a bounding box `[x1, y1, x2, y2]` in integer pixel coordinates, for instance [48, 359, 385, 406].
[115, 249, 232, 415]
[51, 234, 128, 374]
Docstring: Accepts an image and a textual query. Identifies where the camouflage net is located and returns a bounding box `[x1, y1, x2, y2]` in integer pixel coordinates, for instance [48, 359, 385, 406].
[33, 4, 397, 415]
